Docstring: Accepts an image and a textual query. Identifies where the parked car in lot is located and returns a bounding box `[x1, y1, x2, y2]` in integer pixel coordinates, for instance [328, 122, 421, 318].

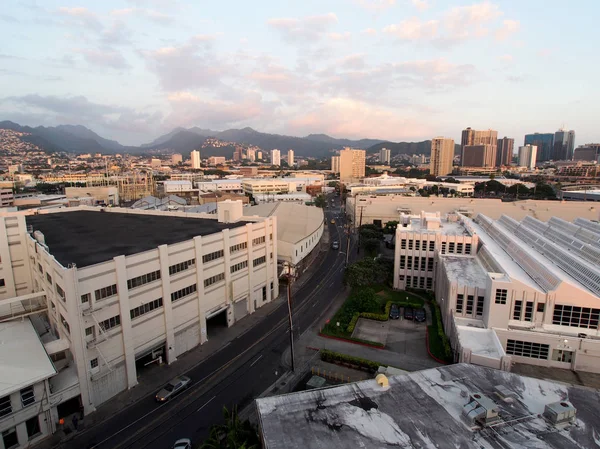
[332, 241, 339, 250]
[403, 307, 414, 321]
[155, 375, 191, 402]
[172, 438, 192, 449]
[414, 308, 426, 322]
[389, 304, 400, 319]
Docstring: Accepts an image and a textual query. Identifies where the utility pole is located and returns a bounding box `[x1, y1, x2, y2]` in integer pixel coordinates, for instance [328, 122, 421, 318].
[345, 225, 351, 266]
[286, 264, 295, 372]
[357, 205, 366, 254]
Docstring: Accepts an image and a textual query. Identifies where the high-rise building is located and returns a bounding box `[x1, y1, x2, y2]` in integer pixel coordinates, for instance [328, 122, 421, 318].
[566, 130, 576, 160]
[171, 154, 183, 165]
[247, 148, 256, 162]
[287, 149, 294, 167]
[429, 137, 454, 176]
[524, 133, 554, 162]
[461, 128, 498, 167]
[191, 150, 201, 169]
[553, 129, 568, 161]
[233, 147, 243, 162]
[496, 137, 514, 167]
[518, 144, 538, 169]
[379, 148, 391, 165]
[462, 145, 496, 167]
[257, 151, 263, 160]
[151, 158, 162, 169]
[339, 148, 366, 183]
[331, 156, 340, 174]
[271, 149, 281, 166]
[573, 144, 600, 162]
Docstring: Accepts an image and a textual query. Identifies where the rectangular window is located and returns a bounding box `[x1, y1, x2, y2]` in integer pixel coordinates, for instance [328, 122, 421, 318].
[172, 284, 198, 301]
[405, 277, 411, 287]
[60, 314, 70, 334]
[169, 259, 196, 275]
[230, 242, 248, 253]
[441, 242, 447, 254]
[448, 242, 455, 253]
[415, 240, 420, 251]
[130, 298, 163, 320]
[26, 416, 41, 440]
[476, 296, 484, 316]
[253, 256, 266, 267]
[495, 289, 507, 304]
[457, 243, 463, 254]
[420, 257, 426, 271]
[262, 286, 267, 301]
[90, 358, 98, 369]
[81, 293, 91, 304]
[513, 300, 522, 320]
[399, 275, 405, 281]
[419, 277, 425, 288]
[428, 241, 435, 251]
[408, 240, 413, 250]
[230, 260, 248, 273]
[0, 396, 11, 417]
[399, 256, 406, 269]
[253, 236, 266, 246]
[0, 279, 4, 288]
[401, 239, 407, 249]
[524, 301, 534, 322]
[46, 272, 53, 284]
[127, 270, 161, 289]
[426, 277, 433, 289]
[20, 387, 35, 408]
[2, 427, 18, 449]
[537, 303, 545, 313]
[427, 257, 434, 272]
[552, 304, 600, 329]
[466, 295, 474, 315]
[465, 243, 472, 254]
[98, 315, 121, 332]
[456, 294, 464, 314]
[407, 256, 413, 270]
[56, 284, 65, 301]
[95, 284, 118, 301]
[203, 272, 225, 288]
[506, 339, 549, 359]
[85, 326, 95, 337]
[202, 250, 224, 264]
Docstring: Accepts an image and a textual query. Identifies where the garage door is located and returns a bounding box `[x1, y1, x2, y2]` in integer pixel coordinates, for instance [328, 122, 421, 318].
[91, 363, 127, 407]
[234, 298, 248, 322]
[175, 325, 200, 357]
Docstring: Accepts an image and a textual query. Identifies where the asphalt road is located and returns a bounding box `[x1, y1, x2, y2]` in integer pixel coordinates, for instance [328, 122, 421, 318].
[64, 194, 353, 449]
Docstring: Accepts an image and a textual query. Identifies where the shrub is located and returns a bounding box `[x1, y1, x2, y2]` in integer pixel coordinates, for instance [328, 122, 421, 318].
[320, 349, 381, 373]
[346, 313, 360, 333]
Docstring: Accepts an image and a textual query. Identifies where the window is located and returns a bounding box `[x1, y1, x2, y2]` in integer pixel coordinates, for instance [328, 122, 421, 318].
[95, 284, 118, 301]
[60, 314, 70, 334]
[476, 296, 484, 316]
[399, 256, 406, 269]
[415, 240, 420, 251]
[426, 277, 433, 289]
[513, 300, 522, 320]
[172, 284, 198, 301]
[537, 303, 545, 313]
[253, 236, 266, 246]
[2, 428, 18, 449]
[231, 260, 248, 273]
[81, 293, 90, 304]
[427, 257, 434, 272]
[457, 243, 463, 254]
[552, 304, 600, 329]
[230, 242, 248, 253]
[46, 272, 52, 284]
[202, 250, 224, 264]
[456, 294, 464, 314]
[98, 315, 121, 332]
[420, 257, 426, 271]
[524, 301, 534, 322]
[0, 279, 4, 288]
[401, 239, 407, 249]
[465, 243, 472, 254]
[253, 256, 266, 267]
[419, 277, 425, 289]
[90, 358, 99, 369]
[56, 284, 65, 301]
[262, 286, 267, 301]
[127, 270, 161, 289]
[466, 295, 474, 315]
[428, 241, 435, 251]
[506, 339, 549, 359]
[0, 396, 11, 417]
[441, 242, 446, 254]
[26, 416, 41, 440]
[408, 240, 413, 250]
[85, 326, 95, 337]
[448, 242, 455, 253]
[399, 275, 405, 281]
[495, 289, 507, 304]
[169, 259, 196, 275]
[20, 386, 35, 408]
[131, 298, 163, 320]
[407, 256, 413, 270]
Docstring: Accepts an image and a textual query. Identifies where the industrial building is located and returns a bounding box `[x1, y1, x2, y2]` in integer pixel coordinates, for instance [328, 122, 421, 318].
[0, 201, 278, 445]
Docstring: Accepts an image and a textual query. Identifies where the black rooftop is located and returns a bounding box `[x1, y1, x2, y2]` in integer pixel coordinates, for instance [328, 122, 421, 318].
[26, 211, 248, 268]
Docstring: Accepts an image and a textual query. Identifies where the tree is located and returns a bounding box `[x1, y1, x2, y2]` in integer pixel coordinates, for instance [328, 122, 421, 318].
[362, 238, 380, 256]
[200, 406, 260, 449]
[383, 221, 399, 234]
[313, 194, 327, 208]
[327, 181, 338, 188]
[507, 183, 530, 196]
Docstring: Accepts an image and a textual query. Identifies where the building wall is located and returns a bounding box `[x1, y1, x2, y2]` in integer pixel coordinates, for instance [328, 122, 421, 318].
[0, 189, 14, 208]
[429, 138, 454, 176]
[339, 148, 365, 183]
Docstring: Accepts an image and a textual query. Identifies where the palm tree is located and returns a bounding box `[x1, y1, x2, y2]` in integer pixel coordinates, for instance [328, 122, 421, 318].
[200, 406, 260, 449]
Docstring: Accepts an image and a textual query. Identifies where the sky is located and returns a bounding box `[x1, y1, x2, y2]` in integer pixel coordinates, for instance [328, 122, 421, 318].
[1, 0, 599, 146]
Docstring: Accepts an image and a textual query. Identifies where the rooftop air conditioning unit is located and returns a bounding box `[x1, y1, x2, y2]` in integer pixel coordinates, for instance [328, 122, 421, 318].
[543, 401, 576, 428]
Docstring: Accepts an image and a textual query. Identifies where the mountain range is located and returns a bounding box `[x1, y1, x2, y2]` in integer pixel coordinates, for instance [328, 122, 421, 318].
[0, 120, 459, 158]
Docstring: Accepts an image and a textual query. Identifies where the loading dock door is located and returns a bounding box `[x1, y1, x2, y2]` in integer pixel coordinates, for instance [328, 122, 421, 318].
[234, 298, 248, 321]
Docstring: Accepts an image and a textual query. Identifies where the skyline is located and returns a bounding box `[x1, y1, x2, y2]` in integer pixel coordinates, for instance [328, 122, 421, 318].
[1, 0, 598, 146]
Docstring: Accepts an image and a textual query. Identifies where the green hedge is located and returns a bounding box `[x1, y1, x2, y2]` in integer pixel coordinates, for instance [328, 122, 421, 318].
[346, 313, 360, 333]
[320, 349, 381, 373]
[427, 301, 452, 362]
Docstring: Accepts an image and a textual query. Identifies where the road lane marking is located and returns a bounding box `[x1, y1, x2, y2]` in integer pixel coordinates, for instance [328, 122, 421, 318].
[250, 354, 263, 367]
[196, 396, 216, 412]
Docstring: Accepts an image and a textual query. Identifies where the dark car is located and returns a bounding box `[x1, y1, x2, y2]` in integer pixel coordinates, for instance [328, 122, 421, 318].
[332, 241, 339, 250]
[414, 308, 426, 322]
[389, 304, 400, 319]
[403, 307, 414, 320]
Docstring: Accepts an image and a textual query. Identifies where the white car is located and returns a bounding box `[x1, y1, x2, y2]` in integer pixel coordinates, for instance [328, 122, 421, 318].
[172, 438, 192, 449]
[155, 375, 191, 402]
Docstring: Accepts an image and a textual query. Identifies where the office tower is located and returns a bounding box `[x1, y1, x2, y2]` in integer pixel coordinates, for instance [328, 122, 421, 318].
[496, 137, 514, 167]
[461, 128, 498, 167]
[573, 144, 600, 162]
[524, 133, 554, 162]
[271, 149, 281, 166]
[233, 147, 243, 162]
[553, 129, 568, 161]
[518, 144, 538, 169]
[287, 149, 294, 167]
[257, 151, 263, 160]
[429, 137, 455, 176]
[171, 154, 183, 165]
[379, 148, 391, 165]
[566, 130, 576, 160]
[331, 156, 340, 174]
[247, 148, 256, 162]
[191, 150, 201, 169]
[339, 147, 366, 183]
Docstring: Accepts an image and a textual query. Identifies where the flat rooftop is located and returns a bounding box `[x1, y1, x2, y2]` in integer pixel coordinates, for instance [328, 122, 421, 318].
[256, 364, 600, 449]
[26, 210, 248, 267]
[443, 256, 488, 288]
[403, 216, 470, 236]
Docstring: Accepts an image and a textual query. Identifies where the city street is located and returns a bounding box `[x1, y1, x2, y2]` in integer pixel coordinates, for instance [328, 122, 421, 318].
[56, 194, 352, 449]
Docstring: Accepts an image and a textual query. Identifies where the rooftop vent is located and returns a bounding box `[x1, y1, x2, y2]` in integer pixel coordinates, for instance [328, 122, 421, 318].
[494, 385, 517, 402]
[375, 374, 389, 388]
[543, 401, 576, 427]
[462, 392, 500, 427]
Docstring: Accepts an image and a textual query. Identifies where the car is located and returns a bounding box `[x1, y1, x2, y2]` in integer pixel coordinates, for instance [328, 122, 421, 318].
[403, 307, 414, 321]
[332, 241, 339, 250]
[331, 219, 336, 224]
[389, 304, 400, 319]
[172, 438, 192, 449]
[414, 308, 426, 322]
[155, 375, 191, 402]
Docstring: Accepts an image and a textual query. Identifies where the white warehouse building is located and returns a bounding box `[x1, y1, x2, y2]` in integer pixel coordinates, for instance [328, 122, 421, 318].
[0, 201, 278, 447]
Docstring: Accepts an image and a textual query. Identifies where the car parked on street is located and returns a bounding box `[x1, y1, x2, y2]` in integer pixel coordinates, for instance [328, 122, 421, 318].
[414, 308, 426, 323]
[403, 307, 414, 321]
[155, 375, 191, 402]
[172, 438, 192, 449]
[389, 304, 400, 319]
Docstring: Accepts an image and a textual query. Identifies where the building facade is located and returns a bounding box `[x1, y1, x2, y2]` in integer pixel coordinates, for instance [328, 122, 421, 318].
[171, 154, 183, 165]
[429, 137, 454, 176]
[524, 133, 554, 162]
[287, 150, 294, 167]
[379, 148, 391, 165]
[518, 144, 538, 169]
[461, 128, 498, 167]
[191, 150, 201, 169]
[573, 144, 600, 162]
[270, 150, 281, 166]
[331, 156, 340, 174]
[339, 148, 366, 183]
[496, 137, 514, 167]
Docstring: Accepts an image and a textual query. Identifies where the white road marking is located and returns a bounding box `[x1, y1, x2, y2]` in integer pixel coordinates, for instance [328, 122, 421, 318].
[250, 354, 263, 367]
[196, 395, 216, 412]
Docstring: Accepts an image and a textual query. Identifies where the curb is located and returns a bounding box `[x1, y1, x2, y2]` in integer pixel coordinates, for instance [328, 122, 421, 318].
[318, 333, 385, 349]
[425, 327, 448, 365]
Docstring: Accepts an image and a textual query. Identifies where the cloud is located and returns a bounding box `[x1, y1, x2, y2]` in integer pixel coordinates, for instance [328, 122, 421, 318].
[356, 0, 396, 11]
[411, 0, 429, 11]
[101, 21, 133, 45]
[442, 1, 502, 41]
[76, 48, 130, 69]
[57, 6, 102, 30]
[328, 32, 351, 41]
[383, 17, 439, 41]
[5, 94, 128, 118]
[506, 75, 525, 83]
[110, 7, 174, 24]
[267, 13, 338, 42]
[498, 54, 513, 63]
[393, 58, 477, 89]
[495, 19, 519, 41]
[361, 28, 377, 36]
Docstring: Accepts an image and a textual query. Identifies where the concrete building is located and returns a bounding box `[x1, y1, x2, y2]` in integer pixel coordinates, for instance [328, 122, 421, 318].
[339, 148, 365, 183]
[271, 150, 281, 166]
[242, 178, 323, 196]
[561, 190, 600, 202]
[0, 189, 15, 207]
[156, 180, 195, 195]
[171, 154, 183, 165]
[0, 202, 278, 421]
[247, 149, 256, 162]
[253, 193, 312, 204]
[150, 158, 161, 169]
[331, 156, 340, 174]
[207, 156, 226, 166]
[379, 148, 391, 165]
[573, 144, 600, 162]
[554, 129, 576, 161]
[199, 191, 249, 206]
[257, 151, 263, 160]
[196, 180, 243, 193]
[518, 144, 538, 169]
[496, 137, 514, 167]
[429, 137, 454, 176]
[525, 132, 554, 162]
[462, 145, 497, 168]
[191, 150, 201, 169]
[65, 187, 119, 206]
[287, 150, 294, 167]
